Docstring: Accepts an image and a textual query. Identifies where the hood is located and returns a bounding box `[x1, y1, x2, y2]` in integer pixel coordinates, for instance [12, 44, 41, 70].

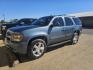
[9, 25, 39, 32]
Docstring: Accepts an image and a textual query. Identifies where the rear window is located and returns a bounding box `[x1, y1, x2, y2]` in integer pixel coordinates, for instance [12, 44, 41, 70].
[73, 18, 81, 25]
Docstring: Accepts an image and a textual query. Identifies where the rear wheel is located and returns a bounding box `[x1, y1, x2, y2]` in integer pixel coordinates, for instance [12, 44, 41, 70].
[70, 32, 79, 44]
[27, 39, 46, 59]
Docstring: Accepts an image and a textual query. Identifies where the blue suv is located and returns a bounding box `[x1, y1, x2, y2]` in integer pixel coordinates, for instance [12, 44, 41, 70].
[6, 16, 82, 59]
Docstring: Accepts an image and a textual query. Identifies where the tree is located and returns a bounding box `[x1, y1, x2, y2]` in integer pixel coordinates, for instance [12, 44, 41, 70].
[9, 19, 18, 23]
[0, 20, 6, 24]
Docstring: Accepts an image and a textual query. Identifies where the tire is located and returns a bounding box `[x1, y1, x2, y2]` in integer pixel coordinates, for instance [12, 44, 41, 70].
[14, 53, 23, 63]
[27, 39, 46, 59]
[70, 32, 79, 44]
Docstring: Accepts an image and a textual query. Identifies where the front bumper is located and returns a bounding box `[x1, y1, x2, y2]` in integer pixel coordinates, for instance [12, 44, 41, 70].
[6, 40, 28, 54]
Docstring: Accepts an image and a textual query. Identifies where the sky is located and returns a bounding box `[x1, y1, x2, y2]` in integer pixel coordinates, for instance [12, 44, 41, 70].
[0, 0, 93, 20]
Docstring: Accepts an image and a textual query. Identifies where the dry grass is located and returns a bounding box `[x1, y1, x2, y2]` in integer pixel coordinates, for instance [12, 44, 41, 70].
[0, 40, 5, 47]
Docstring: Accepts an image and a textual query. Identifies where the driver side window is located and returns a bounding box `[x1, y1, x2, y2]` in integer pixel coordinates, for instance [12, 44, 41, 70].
[53, 17, 64, 26]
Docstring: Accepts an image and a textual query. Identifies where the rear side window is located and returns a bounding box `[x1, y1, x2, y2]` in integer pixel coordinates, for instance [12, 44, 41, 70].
[65, 17, 73, 26]
[73, 18, 81, 25]
[53, 17, 64, 26]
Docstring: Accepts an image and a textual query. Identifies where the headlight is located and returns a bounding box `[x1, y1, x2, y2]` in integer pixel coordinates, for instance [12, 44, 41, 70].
[11, 32, 23, 42]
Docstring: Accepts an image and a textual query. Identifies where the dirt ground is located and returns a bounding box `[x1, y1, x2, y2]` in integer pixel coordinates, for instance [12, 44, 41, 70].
[0, 29, 93, 70]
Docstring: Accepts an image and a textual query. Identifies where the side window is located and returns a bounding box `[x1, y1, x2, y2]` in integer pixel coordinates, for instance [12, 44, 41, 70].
[73, 18, 81, 25]
[65, 17, 73, 26]
[53, 17, 64, 26]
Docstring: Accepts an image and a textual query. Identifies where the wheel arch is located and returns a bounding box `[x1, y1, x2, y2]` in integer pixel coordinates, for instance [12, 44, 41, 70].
[27, 35, 48, 47]
[74, 30, 80, 35]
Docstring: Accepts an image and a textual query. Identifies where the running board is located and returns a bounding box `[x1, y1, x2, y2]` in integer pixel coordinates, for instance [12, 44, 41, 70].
[48, 40, 71, 47]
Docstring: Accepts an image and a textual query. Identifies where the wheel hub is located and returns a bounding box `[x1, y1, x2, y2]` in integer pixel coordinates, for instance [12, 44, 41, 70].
[32, 42, 44, 57]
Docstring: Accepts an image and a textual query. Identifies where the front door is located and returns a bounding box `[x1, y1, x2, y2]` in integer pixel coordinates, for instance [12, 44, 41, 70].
[48, 17, 65, 45]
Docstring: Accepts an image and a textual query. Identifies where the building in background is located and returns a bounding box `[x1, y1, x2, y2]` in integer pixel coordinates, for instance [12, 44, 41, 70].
[69, 12, 93, 27]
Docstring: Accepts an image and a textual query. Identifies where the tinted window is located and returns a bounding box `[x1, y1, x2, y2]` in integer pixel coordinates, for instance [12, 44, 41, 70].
[65, 17, 73, 26]
[53, 17, 64, 26]
[73, 18, 81, 25]
[32, 16, 53, 26]
[16, 19, 36, 24]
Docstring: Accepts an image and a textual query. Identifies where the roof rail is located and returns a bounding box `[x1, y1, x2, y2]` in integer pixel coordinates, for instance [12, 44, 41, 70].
[50, 14, 77, 17]
[50, 14, 67, 16]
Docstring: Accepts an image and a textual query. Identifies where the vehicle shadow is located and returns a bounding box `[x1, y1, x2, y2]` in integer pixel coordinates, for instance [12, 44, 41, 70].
[0, 42, 71, 67]
[16, 42, 72, 63]
[46, 43, 70, 52]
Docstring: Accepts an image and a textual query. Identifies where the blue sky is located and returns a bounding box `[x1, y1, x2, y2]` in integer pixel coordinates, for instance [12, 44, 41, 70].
[0, 0, 93, 20]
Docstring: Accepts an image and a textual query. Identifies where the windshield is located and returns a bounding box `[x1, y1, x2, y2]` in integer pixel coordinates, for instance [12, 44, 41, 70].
[32, 16, 53, 26]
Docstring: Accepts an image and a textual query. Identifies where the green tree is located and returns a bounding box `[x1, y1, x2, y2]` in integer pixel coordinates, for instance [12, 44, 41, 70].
[0, 20, 6, 24]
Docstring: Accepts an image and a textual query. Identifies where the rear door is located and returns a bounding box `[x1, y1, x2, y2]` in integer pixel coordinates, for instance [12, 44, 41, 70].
[63, 17, 75, 40]
[72, 17, 82, 32]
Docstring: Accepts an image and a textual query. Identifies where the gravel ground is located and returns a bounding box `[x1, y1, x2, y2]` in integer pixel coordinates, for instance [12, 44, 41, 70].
[82, 28, 93, 35]
[0, 29, 93, 70]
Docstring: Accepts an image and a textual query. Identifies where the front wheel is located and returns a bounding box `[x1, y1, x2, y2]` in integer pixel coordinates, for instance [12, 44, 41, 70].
[27, 39, 46, 59]
[70, 33, 79, 44]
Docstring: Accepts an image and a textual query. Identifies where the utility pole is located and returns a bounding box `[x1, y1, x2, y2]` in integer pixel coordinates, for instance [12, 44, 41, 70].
[0, 14, 6, 24]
